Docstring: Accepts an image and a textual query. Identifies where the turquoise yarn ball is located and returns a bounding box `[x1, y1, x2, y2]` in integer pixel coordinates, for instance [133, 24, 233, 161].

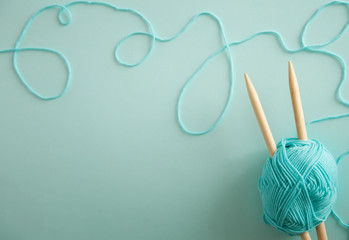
[258, 138, 338, 235]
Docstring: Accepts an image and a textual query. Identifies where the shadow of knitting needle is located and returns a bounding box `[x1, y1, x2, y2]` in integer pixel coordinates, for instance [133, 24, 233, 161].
[244, 72, 312, 240]
[289, 61, 328, 240]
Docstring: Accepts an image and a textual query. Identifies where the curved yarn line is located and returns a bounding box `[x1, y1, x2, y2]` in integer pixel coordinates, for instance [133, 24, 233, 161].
[1, 0, 349, 131]
[331, 151, 349, 229]
[300, 1, 349, 49]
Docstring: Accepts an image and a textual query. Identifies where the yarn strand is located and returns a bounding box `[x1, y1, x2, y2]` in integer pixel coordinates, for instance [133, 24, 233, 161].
[1, 1, 349, 131]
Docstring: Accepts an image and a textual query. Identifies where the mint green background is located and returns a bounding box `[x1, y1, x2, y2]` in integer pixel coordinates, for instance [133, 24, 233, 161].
[1, 0, 349, 239]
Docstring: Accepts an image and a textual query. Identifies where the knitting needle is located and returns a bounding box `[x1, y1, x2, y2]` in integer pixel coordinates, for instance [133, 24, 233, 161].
[288, 61, 327, 240]
[315, 223, 328, 240]
[244, 73, 277, 156]
[289, 61, 307, 140]
[245, 73, 312, 240]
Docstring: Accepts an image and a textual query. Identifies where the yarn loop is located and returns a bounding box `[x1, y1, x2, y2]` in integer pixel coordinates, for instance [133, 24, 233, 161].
[58, 6, 73, 26]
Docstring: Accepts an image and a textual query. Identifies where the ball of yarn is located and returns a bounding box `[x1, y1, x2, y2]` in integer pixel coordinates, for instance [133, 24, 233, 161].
[258, 138, 338, 235]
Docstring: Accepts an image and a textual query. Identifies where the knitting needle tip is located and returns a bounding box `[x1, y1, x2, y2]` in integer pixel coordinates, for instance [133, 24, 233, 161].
[244, 73, 252, 87]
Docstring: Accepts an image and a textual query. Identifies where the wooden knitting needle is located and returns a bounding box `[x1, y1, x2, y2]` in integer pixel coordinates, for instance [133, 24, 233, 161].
[315, 223, 328, 240]
[289, 61, 307, 140]
[245, 73, 277, 156]
[245, 73, 312, 240]
[289, 61, 327, 240]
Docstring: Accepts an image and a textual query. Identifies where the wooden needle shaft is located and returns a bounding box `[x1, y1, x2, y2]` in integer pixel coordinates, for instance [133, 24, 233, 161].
[289, 61, 327, 240]
[244, 73, 277, 157]
[289, 61, 308, 140]
[316, 222, 328, 240]
[300, 231, 311, 240]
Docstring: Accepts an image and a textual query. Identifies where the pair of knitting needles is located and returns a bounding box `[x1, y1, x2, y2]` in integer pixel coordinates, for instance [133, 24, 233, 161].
[244, 61, 327, 240]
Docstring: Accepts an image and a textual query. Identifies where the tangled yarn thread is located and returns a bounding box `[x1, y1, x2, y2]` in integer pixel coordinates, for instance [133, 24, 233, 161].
[259, 138, 338, 235]
[0, 1, 349, 134]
